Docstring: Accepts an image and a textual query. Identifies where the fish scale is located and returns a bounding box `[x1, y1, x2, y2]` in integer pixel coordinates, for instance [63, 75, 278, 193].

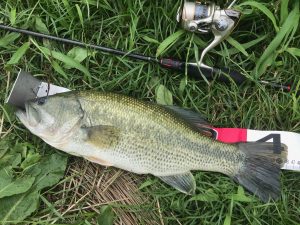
[77, 92, 242, 175]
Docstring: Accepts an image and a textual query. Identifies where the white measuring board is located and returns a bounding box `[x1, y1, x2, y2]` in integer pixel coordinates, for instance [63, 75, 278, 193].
[247, 129, 300, 171]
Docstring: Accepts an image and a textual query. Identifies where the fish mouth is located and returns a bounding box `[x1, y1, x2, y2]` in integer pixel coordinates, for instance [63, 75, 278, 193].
[16, 107, 26, 121]
[16, 102, 40, 127]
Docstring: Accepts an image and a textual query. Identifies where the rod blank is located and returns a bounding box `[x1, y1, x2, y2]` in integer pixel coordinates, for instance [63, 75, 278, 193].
[0, 24, 158, 63]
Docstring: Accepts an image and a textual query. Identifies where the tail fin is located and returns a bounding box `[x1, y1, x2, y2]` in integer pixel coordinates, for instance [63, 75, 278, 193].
[234, 142, 287, 202]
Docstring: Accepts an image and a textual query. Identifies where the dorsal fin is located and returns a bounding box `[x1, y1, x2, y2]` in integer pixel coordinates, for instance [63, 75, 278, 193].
[163, 105, 216, 138]
[163, 105, 209, 125]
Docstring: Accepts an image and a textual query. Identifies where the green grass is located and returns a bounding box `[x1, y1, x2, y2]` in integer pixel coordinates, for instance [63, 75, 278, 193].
[0, 0, 300, 224]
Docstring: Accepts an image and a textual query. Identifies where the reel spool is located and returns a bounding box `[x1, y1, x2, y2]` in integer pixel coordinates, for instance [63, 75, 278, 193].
[177, 1, 241, 69]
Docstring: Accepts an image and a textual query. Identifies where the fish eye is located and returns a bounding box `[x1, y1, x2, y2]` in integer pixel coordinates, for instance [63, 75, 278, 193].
[37, 97, 47, 105]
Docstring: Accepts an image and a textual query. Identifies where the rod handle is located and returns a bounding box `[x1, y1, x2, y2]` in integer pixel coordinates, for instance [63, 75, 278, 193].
[160, 58, 299, 96]
[160, 58, 246, 85]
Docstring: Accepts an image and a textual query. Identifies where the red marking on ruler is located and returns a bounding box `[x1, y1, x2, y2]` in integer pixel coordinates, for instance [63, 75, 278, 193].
[213, 128, 247, 143]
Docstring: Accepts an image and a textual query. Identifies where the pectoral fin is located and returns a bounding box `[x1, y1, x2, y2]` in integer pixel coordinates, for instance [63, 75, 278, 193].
[158, 172, 196, 194]
[83, 125, 120, 149]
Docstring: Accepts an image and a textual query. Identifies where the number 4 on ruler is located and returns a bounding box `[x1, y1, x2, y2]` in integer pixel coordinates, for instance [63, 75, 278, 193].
[256, 134, 283, 154]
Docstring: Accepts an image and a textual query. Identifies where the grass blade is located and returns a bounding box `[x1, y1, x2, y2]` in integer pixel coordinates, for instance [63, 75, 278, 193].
[0, 33, 20, 48]
[52, 61, 68, 79]
[226, 37, 249, 57]
[217, 35, 268, 56]
[223, 214, 231, 225]
[142, 36, 160, 44]
[239, 1, 279, 32]
[31, 39, 91, 80]
[286, 47, 300, 58]
[6, 42, 30, 65]
[35, 17, 49, 34]
[10, 8, 16, 26]
[40, 195, 64, 220]
[42, 47, 91, 78]
[155, 84, 173, 105]
[67, 47, 91, 63]
[280, 0, 289, 25]
[156, 30, 184, 57]
[97, 205, 115, 225]
[129, 11, 138, 50]
[254, 4, 299, 77]
[62, 0, 74, 17]
[75, 4, 84, 28]
[282, 1, 299, 50]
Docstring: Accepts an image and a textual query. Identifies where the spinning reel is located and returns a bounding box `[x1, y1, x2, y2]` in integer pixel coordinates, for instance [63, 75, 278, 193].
[177, 0, 241, 69]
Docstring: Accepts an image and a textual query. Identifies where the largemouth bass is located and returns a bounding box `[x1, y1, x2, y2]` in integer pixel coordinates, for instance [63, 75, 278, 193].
[16, 91, 286, 202]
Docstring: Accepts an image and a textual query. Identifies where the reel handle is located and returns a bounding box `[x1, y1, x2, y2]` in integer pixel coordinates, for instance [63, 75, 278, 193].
[160, 58, 246, 85]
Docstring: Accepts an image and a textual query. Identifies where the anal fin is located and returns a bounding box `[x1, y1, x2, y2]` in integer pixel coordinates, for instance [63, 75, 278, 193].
[158, 172, 196, 195]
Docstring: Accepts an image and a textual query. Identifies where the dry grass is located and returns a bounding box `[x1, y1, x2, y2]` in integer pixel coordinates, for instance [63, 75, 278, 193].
[42, 157, 161, 225]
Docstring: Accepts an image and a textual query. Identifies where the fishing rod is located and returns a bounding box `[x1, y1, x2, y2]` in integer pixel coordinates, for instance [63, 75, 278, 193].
[0, 0, 297, 95]
[0, 24, 244, 84]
